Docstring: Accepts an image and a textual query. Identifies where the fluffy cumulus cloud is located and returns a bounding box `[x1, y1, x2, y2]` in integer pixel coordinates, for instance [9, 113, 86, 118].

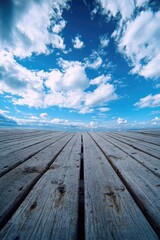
[117, 117, 127, 124]
[90, 74, 111, 85]
[45, 60, 89, 91]
[96, 0, 148, 21]
[0, 0, 69, 58]
[0, 51, 117, 112]
[85, 83, 117, 107]
[0, 50, 44, 107]
[72, 35, 84, 49]
[44, 61, 117, 112]
[97, 1, 160, 79]
[119, 10, 160, 79]
[134, 94, 160, 108]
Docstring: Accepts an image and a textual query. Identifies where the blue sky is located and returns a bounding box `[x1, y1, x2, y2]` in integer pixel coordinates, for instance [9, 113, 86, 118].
[0, 0, 160, 130]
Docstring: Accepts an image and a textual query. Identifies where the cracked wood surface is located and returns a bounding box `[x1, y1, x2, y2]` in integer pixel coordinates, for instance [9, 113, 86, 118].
[0, 129, 159, 240]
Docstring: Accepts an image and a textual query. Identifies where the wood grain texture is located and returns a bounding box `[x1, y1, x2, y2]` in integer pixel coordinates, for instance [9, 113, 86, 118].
[0, 133, 81, 240]
[0, 129, 159, 239]
[0, 133, 74, 229]
[97, 132, 160, 178]
[90, 132, 160, 236]
[114, 131, 160, 146]
[104, 132, 160, 159]
[83, 132, 158, 240]
[0, 132, 70, 177]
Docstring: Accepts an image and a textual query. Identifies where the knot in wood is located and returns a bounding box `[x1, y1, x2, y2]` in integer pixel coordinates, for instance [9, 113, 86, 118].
[58, 184, 66, 194]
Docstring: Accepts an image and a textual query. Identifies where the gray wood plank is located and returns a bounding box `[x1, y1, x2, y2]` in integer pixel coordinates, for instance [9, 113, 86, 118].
[105, 132, 160, 160]
[97, 132, 160, 178]
[0, 133, 74, 229]
[138, 130, 160, 137]
[0, 133, 81, 240]
[83, 133, 158, 240]
[0, 129, 38, 140]
[116, 131, 160, 146]
[0, 131, 62, 156]
[90, 132, 160, 237]
[0, 130, 52, 144]
[0, 132, 70, 177]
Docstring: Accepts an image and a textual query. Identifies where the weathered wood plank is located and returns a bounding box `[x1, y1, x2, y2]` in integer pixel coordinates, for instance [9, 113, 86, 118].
[105, 132, 160, 159]
[97, 132, 160, 178]
[0, 129, 39, 140]
[0, 132, 70, 177]
[138, 130, 160, 137]
[0, 130, 53, 144]
[83, 133, 158, 240]
[0, 133, 75, 230]
[0, 131, 63, 156]
[115, 131, 160, 146]
[90, 132, 160, 237]
[0, 133, 81, 240]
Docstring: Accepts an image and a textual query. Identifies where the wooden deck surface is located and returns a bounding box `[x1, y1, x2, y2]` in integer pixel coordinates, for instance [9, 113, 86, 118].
[0, 129, 160, 239]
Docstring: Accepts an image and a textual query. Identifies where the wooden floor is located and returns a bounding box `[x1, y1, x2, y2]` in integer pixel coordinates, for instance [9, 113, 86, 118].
[0, 129, 160, 240]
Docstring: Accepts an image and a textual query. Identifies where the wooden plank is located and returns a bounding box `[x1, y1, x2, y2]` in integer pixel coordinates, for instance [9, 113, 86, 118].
[0, 133, 81, 240]
[90, 132, 160, 237]
[0, 131, 62, 156]
[97, 132, 160, 178]
[138, 130, 160, 137]
[0, 132, 70, 177]
[115, 131, 160, 146]
[0, 129, 39, 140]
[83, 133, 158, 240]
[105, 132, 160, 159]
[0, 133, 74, 229]
[0, 130, 52, 144]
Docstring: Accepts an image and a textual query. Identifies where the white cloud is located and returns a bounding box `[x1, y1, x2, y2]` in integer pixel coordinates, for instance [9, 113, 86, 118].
[52, 20, 66, 33]
[45, 60, 89, 91]
[134, 94, 160, 108]
[0, 0, 70, 58]
[79, 107, 94, 114]
[97, 0, 149, 20]
[72, 36, 84, 49]
[0, 50, 44, 107]
[151, 116, 160, 125]
[40, 113, 48, 119]
[100, 34, 109, 48]
[99, 107, 110, 112]
[85, 83, 117, 107]
[0, 51, 117, 112]
[0, 109, 9, 115]
[85, 57, 103, 69]
[155, 84, 160, 89]
[90, 74, 111, 85]
[51, 118, 69, 124]
[51, 34, 66, 50]
[140, 54, 160, 79]
[117, 117, 127, 124]
[97, 0, 134, 20]
[118, 10, 160, 79]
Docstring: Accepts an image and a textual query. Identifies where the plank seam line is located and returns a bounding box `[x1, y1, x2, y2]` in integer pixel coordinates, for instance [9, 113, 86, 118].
[104, 133, 160, 160]
[77, 134, 85, 240]
[96, 133, 160, 179]
[0, 133, 75, 231]
[88, 133, 160, 238]
[0, 132, 69, 178]
[5, 132, 64, 152]
[114, 132, 160, 147]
